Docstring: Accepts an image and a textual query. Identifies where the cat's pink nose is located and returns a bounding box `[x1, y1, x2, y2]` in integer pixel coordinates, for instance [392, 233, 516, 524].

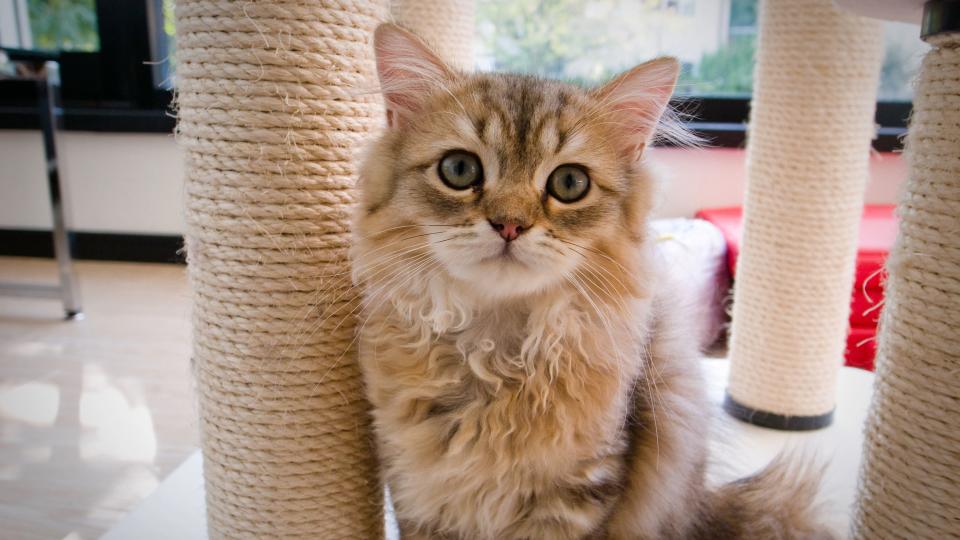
[488, 220, 528, 242]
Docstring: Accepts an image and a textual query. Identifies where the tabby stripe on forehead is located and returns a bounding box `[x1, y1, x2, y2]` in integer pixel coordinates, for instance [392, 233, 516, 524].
[470, 79, 490, 139]
[490, 103, 511, 173]
[555, 90, 570, 153]
[515, 81, 533, 152]
[527, 107, 552, 164]
[472, 114, 487, 143]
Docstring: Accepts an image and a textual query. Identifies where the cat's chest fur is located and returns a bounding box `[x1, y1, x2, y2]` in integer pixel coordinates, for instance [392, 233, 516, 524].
[359, 288, 648, 537]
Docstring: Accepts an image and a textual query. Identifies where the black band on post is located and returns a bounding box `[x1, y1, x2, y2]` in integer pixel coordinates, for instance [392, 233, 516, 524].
[922, 0, 960, 40]
[723, 393, 835, 431]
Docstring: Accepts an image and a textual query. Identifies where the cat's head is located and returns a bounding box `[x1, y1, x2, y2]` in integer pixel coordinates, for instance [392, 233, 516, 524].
[353, 24, 684, 301]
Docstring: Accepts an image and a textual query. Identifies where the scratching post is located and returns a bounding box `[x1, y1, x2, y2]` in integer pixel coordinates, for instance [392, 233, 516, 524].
[853, 14, 960, 539]
[176, 1, 386, 538]
[391, 0, 475, 70]
[724, 0, 884, 430]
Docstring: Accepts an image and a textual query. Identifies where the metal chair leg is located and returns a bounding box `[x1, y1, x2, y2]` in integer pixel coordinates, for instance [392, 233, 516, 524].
[37, 61, 82, 320]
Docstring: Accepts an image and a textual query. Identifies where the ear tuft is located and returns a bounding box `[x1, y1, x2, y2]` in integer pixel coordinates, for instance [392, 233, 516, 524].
[374, 23, 453, 128]
[592, 57, 693, 159]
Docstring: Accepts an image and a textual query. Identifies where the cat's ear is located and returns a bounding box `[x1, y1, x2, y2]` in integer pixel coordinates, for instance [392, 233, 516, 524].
[374, 23, 454, 128]
[592, 57, 681, 161]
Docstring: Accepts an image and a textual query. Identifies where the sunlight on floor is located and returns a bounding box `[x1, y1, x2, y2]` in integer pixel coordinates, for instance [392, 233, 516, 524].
[0, 257, 195, 540]
[0, 381, 60, 425]
[79, 363, 158, 463]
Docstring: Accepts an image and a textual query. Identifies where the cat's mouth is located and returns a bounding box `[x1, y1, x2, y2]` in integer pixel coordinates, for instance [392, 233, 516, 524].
[480, 244, 526, 266]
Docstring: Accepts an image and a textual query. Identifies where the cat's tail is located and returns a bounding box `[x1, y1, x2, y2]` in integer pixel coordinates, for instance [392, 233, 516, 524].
[695, 454, 836, 540]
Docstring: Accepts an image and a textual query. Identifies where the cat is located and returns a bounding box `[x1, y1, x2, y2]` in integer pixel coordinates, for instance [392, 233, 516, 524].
[350, 23, 831, 540]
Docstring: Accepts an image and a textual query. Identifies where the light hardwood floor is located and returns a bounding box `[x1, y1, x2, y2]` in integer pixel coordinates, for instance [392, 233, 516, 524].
[0, 257, 196, 540]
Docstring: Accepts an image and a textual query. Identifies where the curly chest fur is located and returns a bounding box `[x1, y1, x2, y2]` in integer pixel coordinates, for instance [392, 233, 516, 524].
[359, 296, 648, 539]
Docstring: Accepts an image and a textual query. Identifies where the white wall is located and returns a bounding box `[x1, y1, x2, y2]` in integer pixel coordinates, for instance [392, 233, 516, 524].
[0, 131, 906, 236]
[648, 147, 908, 218]
[0, 130, 185, 235]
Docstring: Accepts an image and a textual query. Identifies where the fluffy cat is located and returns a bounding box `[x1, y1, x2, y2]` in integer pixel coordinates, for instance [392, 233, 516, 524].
[351, 23, 830, 540]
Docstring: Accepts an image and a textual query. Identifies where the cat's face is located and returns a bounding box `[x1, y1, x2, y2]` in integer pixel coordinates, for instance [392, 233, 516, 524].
[354, 24, 681, 300]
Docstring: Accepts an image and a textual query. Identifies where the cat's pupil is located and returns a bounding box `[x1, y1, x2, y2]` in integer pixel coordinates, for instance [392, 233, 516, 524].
[564, 174, 575, 190]
[456, 160, 466, 177]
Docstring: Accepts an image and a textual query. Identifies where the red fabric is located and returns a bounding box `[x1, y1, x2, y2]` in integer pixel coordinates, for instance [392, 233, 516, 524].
[850, 288, 884, 328]
[846, 327, 878, 371]
[696, 205, 896, 371]
[694, 207, 744, 277]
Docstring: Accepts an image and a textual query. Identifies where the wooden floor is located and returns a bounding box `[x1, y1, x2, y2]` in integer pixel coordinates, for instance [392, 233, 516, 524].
[0, 257, 196, 540]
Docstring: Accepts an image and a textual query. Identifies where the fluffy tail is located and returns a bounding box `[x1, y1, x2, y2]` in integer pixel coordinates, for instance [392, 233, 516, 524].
[694, 455, 835, 540]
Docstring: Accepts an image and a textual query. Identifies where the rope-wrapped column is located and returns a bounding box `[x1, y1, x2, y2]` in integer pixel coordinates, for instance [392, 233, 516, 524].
[853, 20, 960, 539]
[724, 0, 884, 430]
[176, 1, 386, 537]
[391, 0, 474, 70]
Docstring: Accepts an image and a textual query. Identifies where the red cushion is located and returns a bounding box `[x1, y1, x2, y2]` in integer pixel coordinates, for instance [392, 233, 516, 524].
[846, 327, 878, 371]
[694, 207, 744, 277]
[696, 204, 897, 370]
[849, 290, 884, 328]
[854, 205, 897, 291]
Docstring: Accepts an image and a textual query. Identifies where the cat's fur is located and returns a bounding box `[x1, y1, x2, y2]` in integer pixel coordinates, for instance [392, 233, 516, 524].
[351, 24, 831, 540]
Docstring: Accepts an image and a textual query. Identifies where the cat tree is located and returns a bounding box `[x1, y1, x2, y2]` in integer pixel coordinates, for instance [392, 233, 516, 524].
[852, 2, 960, 536]
[176, 0, 472, 538]
[724, 0, 884, 430]
[176, 0, 958, 537]
[177, 1, 388, 537]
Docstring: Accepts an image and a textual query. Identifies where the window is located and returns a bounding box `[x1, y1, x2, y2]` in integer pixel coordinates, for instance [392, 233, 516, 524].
[0, 0, 173, 132]
[25, 0, 100, 52]
[149, 0, 175, 90]
[476, 0, 927, 149]
[1, 0, 927, 147]
[0, 0, 99, 52]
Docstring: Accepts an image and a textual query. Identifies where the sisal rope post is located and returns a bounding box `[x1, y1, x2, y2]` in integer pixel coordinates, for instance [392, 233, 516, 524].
[176, 1, 387, 537]
[852, 17, 960, 539]
[390, 0, 475, 70]
[724, 0, 884, 430]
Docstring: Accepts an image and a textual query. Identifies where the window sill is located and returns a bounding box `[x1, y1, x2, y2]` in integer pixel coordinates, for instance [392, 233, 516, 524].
[0, 106, 174, 133]
[0, 107, 904, 150]
[681, 122, 905, 152]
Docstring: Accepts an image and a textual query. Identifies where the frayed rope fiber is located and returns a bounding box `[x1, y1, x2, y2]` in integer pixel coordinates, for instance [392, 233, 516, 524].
[853, 31, 960, 539]
[726, 0, 884, 424]
[176, 1, 388, 538]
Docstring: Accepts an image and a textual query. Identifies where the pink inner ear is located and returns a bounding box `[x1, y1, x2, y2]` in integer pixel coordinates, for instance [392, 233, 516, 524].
[594, 58, 680, 159]
[374, 24, 452, 128]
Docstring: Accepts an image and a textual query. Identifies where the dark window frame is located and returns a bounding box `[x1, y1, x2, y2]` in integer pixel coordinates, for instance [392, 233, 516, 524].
[0, 0, 174, 132]
[682, 97, 910, 152]
[0, 1, 911, 150]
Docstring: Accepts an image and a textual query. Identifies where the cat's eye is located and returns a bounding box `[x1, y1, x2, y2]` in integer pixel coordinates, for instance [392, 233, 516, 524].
[438, 151, 483, 190]
[547, 165, 590, 203]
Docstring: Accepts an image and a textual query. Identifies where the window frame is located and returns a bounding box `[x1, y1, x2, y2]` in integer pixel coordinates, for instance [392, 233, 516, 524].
[684, 97, 909, 152]
[0, 1, 910, 150]
[0, 0, 174, 132]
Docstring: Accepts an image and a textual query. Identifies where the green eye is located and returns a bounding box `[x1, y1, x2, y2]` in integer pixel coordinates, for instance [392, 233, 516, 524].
[547, 165, 590, 203]
[438, 151, 483, 190]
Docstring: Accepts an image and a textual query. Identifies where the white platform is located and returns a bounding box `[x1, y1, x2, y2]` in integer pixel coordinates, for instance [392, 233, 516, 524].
[101, 359, 874, 539]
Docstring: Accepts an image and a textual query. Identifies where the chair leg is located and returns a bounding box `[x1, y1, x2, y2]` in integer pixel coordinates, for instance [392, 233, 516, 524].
[38, 61, 82, 320]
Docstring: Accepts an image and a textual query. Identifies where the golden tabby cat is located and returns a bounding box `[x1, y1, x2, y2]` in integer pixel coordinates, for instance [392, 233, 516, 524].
[351, 23, 831, 540]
